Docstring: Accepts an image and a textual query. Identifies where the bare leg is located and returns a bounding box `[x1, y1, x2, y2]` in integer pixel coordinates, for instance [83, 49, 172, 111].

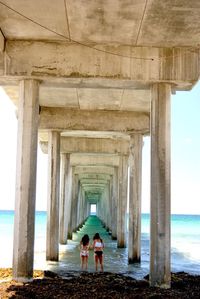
[83, 256, 87, 270]
[80, 256, 84, 270]
[99, 255, 104, 272]
[94, 254, 98, 271]
[85, 256, 88, 270]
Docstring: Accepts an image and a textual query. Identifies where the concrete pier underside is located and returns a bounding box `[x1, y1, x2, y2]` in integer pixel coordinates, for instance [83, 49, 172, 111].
[0, 0, 200, 288]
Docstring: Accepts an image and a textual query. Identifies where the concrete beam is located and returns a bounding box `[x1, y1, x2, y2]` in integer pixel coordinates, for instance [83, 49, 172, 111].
[78, 173, 111, 181]
[70, 154, 120, 167]
[39, 108, 149, 133]
[82, 185, 105, 191]
[39, 136, 130, 155]
[2, 41, 199, 89]
[80, 179, 108, 185]
[74, 166, 115, 175]
[81, 183, 106, 188]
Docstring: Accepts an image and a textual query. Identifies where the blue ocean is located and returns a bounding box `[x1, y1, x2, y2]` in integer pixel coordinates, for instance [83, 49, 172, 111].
[0, 210, 200, 279]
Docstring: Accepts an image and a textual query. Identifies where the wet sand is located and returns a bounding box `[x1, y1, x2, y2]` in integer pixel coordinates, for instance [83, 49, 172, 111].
[1, 268, 200, 298]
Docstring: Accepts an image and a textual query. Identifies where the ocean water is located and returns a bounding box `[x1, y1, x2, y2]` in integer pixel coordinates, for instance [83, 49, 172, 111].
[0, 211, 200, 279]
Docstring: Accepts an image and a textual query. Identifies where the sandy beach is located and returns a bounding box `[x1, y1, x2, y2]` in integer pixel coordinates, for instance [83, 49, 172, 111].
[1, 268, 200, 298]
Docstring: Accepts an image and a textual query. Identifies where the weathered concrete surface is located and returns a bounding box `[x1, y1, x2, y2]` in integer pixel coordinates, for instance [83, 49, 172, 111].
[128, 134, 143, 263]
[150, 83, 171, 288]
[70, 173, 79, 232]
[39, 107, 149, 133]
[70, 154, 119, 167]
[0, 30, 4, 52]
[13, 80, 39, 281]
[117, 155, 128, 248]
[40, 136, 130, 155]
[78, 173, 112, 181]
[74, 166, 115, 176]
[80, 178, 108, 185]
[1, 0, 200, 47]
[1, 41, 199, 88]
[59, 153, 70, 245]
[111, 167, 118, 239]
[46, 131, 60, 261]
[60, 131, 130, 139]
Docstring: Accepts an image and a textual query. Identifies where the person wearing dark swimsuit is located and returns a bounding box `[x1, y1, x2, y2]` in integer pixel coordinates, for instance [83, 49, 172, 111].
[93, 233, 104, 272]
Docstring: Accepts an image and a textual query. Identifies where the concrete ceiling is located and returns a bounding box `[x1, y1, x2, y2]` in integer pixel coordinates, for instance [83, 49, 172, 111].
[1, 0, 198, 113]
[3, 85, 150, 112]
[1, 0, 200, 47]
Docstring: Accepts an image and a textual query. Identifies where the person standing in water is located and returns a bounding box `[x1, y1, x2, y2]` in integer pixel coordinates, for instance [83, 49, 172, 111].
[80, 234, 90, 270]
[92, 233, 104, 272]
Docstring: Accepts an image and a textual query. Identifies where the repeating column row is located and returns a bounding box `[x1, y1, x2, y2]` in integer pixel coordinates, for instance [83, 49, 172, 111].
[11, 80, 171, 288]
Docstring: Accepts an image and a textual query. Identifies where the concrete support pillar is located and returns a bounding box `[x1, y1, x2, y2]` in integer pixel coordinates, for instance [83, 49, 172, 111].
[86, 202, 90, 217]
[108, 181, 112, 230]
[67, 167, 74, 239]
[111, 167, 118, 239]
[150, 83, 171, 288]
[76, 186, 82, 228]
[104, 183, 110, 230]
[79, 187, 85, 224]
[109, 176, 114, 230]
[128, 134, 143, 263]
[117, 155, 128, 248]
[46, 131, 60, 261]
[59, 153, 70, 244]
[13, 80, 39, 281]
[96, 197, 100, 218]
[81, 188, 86, 223]
[71, 173, 79, 232]
[103, 185, 107, 228]
[83, 193, 88, 220]
[100, 192, 104, 222]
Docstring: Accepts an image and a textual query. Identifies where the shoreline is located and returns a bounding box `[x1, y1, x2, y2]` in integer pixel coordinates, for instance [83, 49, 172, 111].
[1, 268, 200, 298]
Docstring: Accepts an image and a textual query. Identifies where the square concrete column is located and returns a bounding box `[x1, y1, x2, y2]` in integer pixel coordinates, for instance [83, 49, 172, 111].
[46, 131, 60, 261]
[81, 189, 86, 223]
[109, 175, 114, 234]
[150, 83, 171, 288]
[13, 80, 39, 281]
[128, 134, 143, 263]
[84, 192, 88, 220]
[76, 186, 82, 228]
[67, 166, 74, 239]
[105, 182, 111, 230]
[117, 155, 128, 248]
[59, 153, 70, 244]
[111, 167, 118, 239]
[70, 173, 79, 233]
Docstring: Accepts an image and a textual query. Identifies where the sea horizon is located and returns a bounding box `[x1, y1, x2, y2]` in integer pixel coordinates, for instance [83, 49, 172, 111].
[1, 209, 200, 216]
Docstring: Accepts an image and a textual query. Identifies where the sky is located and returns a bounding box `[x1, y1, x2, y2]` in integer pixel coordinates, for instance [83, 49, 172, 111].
[0, 84, 199, 214]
